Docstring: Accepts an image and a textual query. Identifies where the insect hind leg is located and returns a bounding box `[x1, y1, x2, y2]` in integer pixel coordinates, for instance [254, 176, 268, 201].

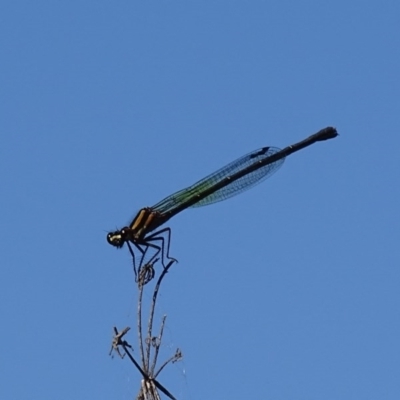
[145, 227, 177, 268]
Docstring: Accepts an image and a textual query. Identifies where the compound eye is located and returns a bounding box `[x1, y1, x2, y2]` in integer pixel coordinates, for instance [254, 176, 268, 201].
[121, 227, 131, 236]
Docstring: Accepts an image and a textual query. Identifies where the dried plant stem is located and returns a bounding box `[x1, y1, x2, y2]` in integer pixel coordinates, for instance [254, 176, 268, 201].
[111, 257, 180, 400]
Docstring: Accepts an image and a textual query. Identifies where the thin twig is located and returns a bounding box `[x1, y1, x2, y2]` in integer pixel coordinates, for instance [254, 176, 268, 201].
[150, 315, 166, 375]
[122, 343, 148, 380]
[146, 259, 176, 367]
[152, 378, 178, 400]
[110, 326, 131, 358]
[137, 272, 146, 371]
[154, 348, 183, 379]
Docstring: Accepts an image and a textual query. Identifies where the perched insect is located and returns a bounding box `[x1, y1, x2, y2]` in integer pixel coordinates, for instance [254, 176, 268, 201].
[107, 127, 338, 275]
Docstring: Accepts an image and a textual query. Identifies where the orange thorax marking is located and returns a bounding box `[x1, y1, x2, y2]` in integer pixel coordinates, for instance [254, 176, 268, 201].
[129, 208, 165, 240]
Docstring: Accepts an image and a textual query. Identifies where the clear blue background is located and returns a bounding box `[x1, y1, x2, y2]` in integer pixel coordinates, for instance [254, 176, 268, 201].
[1, 1, 399, 399]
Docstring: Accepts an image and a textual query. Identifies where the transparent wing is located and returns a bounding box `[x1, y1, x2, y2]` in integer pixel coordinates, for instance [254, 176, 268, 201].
[152, 146, 285, 212]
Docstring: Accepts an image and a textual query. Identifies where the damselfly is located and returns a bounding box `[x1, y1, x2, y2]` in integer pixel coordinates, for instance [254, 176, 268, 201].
[107, 127, 338, 274]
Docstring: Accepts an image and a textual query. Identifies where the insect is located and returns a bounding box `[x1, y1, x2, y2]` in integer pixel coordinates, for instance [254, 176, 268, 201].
[107, 127, 338, 276]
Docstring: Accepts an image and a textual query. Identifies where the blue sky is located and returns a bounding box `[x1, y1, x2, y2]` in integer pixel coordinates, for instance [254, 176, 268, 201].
[1, 1, 400, 399]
